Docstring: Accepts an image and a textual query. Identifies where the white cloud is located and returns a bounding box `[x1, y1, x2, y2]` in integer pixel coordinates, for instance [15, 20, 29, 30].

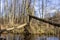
[47, 9, 56, 13]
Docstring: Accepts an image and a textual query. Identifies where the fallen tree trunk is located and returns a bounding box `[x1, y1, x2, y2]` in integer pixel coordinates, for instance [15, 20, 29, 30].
[0, 23, 27, 34]
[29, 14, 60, 27]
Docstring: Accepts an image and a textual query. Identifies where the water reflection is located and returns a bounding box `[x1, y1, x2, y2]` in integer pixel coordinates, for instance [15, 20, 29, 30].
[47, 37, 59, 40]
[2, 34, 60, 40]
[26, 35, 59, 40]
[6, 34, 24, 40]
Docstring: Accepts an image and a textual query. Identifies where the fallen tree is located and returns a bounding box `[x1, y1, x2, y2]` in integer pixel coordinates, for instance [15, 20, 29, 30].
[0, 23, 27, 34]
[29, 14, 60, 27]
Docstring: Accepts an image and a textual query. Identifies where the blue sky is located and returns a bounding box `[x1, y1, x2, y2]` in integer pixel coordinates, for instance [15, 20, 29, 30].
[1, 0, 60, 18]
[34, 0, 60, 18]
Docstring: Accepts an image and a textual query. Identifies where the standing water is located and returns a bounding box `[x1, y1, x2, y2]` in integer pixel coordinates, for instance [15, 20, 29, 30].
[2, 34, 59, 40]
